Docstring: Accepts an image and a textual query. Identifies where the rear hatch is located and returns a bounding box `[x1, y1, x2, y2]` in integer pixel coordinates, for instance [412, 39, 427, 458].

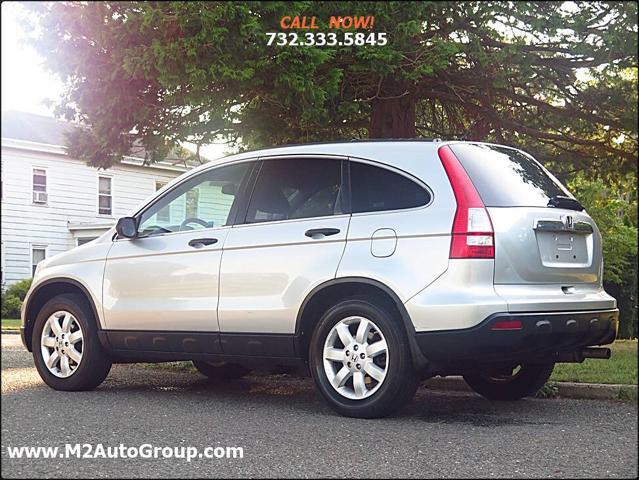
[447, 143, 602, 287]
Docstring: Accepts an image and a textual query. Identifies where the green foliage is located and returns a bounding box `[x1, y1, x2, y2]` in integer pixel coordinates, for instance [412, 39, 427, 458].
[1, 279, 33, 319]
[569, 175, 638, 338]
[1, 295, 22, 320]
[24, 1, 637, 177]
[6, 279, 34, 301]
[618, 386, 638, 402]
[535, 382, 559, 399]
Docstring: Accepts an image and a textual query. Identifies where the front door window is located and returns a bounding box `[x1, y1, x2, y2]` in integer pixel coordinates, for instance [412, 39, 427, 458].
[138, 162, 250, 237]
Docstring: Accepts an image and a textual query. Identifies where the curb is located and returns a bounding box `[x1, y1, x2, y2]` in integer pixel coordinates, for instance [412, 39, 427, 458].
[551, 381, 638, 401]
[424, 376, 638, 401]
[1, 330, 19, 335]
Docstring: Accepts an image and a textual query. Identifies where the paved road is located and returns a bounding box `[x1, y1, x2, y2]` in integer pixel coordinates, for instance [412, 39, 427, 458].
[1, 334, 637, 478]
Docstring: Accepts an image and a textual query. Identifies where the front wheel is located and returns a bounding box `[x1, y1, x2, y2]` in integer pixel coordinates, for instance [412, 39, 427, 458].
[463, 363, 554, 400]
[309, 297, 418, 418]
[32, 294, 112, 391]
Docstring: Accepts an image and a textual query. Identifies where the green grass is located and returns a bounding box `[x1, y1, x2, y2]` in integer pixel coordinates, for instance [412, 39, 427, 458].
[551, 339, 637, 385]
[1, 319, 21, 330]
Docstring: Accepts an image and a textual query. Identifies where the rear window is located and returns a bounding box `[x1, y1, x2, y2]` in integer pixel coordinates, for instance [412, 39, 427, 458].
[350, 161, 431, 213]
[448, 144, 568, 207]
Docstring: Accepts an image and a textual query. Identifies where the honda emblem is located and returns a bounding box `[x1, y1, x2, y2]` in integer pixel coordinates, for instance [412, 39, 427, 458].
[563, 215, 574, 230]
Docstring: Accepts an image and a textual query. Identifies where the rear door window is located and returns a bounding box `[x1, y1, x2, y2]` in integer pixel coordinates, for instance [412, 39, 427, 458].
[246, 158, 344, 223]
[350, 161, 431, 214]
[448, 144, 569, 207]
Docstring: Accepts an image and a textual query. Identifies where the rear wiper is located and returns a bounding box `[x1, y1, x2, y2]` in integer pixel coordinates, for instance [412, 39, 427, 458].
[547, 195, 584, 211]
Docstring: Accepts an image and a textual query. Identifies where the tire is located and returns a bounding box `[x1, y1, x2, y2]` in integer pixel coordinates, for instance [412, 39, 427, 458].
[309, 297, 419, 418]
[463, 363, 555, 401]
[32, 293, 112, 391]
[192, 360, 250, 381]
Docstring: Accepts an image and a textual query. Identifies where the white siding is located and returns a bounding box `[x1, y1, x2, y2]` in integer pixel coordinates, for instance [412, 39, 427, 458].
[199, 185, 235, 227]
[0, 143, 184, 287]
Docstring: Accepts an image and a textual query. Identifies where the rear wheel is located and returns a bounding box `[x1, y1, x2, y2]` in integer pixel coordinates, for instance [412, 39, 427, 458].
[192, 360, 250, 381]
[32, 294, 112, 391]
[463, 363, 554, 400]
[309, 297, 418, 418]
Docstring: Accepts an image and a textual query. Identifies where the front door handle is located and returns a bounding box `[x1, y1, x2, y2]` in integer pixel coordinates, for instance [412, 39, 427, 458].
[305, 228, 341, 239]
[188, 238, 218, 248]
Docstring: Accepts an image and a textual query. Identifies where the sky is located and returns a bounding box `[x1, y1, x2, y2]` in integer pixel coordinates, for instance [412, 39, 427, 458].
[1, 2, 63, 116]
[0, 2, 228, 160]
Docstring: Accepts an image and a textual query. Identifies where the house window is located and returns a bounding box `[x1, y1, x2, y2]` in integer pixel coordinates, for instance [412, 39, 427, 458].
[98, 176, 112, 215]
[32, 168, 48, 204]
[77, 237, 97, 246]
[155, 181, 170, 222]
[31, 246, 46, 277]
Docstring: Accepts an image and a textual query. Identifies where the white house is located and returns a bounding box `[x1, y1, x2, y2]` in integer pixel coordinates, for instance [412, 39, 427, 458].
[0, 111, 193, 287]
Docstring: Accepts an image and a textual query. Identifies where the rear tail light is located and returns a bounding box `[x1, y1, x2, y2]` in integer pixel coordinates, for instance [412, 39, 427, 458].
[438, 146, 495, 259]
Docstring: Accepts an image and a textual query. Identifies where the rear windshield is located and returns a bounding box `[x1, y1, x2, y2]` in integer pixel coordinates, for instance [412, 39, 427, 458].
[448, 144, 569, 207]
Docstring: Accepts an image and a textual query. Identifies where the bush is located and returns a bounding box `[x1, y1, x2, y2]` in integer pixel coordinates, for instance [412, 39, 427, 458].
[569, 174, 638, 338]
[1, 278, 32, 319]
[1, 293, 22, 318]
[6, 278, 33, 301]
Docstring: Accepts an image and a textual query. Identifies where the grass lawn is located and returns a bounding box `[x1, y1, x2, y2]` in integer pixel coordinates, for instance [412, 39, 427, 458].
[1, 319, 21, 330]
[551, 339, 637, 385]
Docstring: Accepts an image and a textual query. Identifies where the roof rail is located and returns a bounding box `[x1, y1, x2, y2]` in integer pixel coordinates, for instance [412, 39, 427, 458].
[347, 138, 440, 143]
[253, 138, 445, 151]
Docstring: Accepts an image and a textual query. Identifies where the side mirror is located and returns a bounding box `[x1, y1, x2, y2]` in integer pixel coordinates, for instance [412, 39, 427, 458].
[115, 216, 138, 239]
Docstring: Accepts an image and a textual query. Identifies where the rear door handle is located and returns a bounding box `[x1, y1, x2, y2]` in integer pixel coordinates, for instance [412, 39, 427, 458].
[305, 228, 341, 238]
[188, 238, 218, 248]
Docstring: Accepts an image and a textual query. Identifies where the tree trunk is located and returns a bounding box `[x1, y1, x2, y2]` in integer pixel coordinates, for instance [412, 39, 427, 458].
[369, 95, 416, 138]
[466, 111, 491, 141]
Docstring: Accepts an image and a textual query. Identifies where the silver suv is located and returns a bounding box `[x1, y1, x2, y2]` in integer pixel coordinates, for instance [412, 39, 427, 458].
[21, 141, 618, 418]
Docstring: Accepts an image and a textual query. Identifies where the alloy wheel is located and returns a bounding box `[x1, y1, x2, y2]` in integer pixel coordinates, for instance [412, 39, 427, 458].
[40, 310, 84, 378]
[322, 316, 389, 400]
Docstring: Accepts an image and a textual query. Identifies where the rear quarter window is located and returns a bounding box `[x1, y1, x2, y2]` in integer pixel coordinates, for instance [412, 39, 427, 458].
[350, 161, 431, 213]
[448, 144, 569, 207]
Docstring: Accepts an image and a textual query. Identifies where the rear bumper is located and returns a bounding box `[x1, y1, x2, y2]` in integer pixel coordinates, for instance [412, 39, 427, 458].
[405, 259, 617, 333]
[415, 308, 618, 364]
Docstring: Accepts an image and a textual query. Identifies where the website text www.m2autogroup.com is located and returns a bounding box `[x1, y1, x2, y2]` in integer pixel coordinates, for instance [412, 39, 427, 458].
[5, 443, 244, 462]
